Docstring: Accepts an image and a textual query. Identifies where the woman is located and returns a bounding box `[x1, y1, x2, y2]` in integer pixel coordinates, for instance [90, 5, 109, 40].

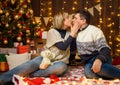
[0, 12, 80, 85]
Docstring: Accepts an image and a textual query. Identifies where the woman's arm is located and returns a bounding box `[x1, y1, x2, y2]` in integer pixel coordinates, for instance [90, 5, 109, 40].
[55, 35, 76, 50]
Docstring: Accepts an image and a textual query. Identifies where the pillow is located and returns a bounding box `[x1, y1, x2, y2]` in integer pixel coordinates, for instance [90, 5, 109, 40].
[9, 53, 31, 60]
[6, 52, 31, 70]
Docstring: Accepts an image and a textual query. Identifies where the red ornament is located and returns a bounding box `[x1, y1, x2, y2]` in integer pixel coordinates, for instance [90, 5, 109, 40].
[39, 31, 42, 38]
[2, 21, 5, 25]
[3, 3, 8, 7]
[26, 13, 30, 18]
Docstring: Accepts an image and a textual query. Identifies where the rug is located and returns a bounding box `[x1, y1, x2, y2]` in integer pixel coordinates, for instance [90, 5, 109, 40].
[12, 66, 120, 85]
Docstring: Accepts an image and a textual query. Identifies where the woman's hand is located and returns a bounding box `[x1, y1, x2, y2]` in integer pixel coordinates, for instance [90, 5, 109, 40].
[70, 22, 80, 37]
[91, 59, 102, 73]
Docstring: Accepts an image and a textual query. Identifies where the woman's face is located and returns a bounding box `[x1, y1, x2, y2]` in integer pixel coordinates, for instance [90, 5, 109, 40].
[62, 16, 72, 30]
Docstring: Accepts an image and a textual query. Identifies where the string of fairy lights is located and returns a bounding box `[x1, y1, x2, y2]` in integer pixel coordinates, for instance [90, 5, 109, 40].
[40, 0, 52, 17]
[39, 0, 120, 57]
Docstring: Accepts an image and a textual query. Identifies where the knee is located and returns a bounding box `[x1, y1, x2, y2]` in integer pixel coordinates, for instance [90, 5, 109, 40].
[54, 62, 68, 76]
[84, 70, 95, 79]
[84, 64, 97, 79]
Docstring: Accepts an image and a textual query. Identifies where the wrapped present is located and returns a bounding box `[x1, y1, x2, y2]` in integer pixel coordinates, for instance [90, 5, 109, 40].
[0, 48, 8, 54]
[17, 45, 30, 54]
[0, 54, 9, 71]
[0, 62, 9, 71]
[14, 42, 23, 47]
[0, 54, 7, 62]
[8, 48, 17, 54]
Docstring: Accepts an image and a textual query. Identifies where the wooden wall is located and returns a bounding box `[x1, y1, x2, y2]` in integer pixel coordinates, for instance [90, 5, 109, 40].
[31, 0, 120, 57]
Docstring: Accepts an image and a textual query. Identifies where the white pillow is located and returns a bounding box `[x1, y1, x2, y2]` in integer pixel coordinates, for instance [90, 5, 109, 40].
[6, 52, 31, 70]
[9, 52, 31, 60]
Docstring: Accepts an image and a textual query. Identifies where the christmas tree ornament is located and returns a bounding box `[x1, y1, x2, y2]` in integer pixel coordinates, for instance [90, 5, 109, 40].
[8, 30, 12, 36]
[29, 9, 33, 14]
[20, 0, 24, 4]
[5, 23, 9, 28]
[35, 31, 39, 36]
[5, 12, 9, 17]
[0, 9, 3, 14]
[14, 15, 19, 20]
[11, 0, 15, 4]
[17, 23, 22, 29]
[32, 20, 36, 24]
[26, 37, 30, 44]
[26, 13, 30, 18]
[17, 36, 22, 42]
[116, 35, 120, 42]
[9, 17, 11, 21]
[26, 27, 30, 33]
[27, 0, 31, 3]
[23, 4, 27, 8]
[26, 29, 30, 33]
[1, 21, 5, 25]
[19, 9, 24, 14]
[3, 38, 8, 44]
[3, 2, 8, 7]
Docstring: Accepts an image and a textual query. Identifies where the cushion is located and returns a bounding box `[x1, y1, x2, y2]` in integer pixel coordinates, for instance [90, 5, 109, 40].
[6, 52, 31, 70]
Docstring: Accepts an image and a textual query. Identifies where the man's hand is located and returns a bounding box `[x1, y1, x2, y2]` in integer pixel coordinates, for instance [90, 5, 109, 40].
[91, 59, 102, 73]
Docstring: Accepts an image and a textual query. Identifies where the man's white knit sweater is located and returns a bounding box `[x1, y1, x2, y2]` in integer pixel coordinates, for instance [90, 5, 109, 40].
[76, 25, 111, 64]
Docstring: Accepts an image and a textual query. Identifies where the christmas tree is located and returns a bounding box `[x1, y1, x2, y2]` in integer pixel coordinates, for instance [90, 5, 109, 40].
[0, 0, 40, 47]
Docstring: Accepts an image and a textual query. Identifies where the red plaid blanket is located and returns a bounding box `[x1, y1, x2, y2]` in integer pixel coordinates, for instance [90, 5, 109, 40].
[12, 66, 120, 85]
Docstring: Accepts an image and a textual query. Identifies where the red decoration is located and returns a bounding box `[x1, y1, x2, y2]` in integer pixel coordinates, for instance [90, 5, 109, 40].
[2, 21, 5, 25]
[23, 77, 44, 85]
[26, 13, 30, 18]
[3, 3, 8, 7]
[17, 45, 29, 54]
[50, 74, 60, 83]
[112, 58, 120, 65]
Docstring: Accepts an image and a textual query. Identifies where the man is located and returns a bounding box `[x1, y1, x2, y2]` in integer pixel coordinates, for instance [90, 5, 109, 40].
[73, 10, 120, 79]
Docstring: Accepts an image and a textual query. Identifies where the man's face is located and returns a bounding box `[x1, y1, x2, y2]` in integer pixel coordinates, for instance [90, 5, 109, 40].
[72, 13, 85, 27]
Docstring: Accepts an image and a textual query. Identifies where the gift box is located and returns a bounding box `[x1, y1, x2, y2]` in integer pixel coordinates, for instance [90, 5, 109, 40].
[0, 62, 9, 71]
[0, 54, 9, 71]
[0, 48, 8, 54]
[8, 48, 17, 54]
[17, 45, 30, 54]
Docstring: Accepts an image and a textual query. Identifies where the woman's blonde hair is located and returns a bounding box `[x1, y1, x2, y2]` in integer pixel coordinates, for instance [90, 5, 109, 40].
[53, 12, 68, 29]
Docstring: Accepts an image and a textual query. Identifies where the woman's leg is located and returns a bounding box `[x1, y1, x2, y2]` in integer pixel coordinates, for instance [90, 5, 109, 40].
[30, 61, 68, 77]
[0, 56, 42, 84]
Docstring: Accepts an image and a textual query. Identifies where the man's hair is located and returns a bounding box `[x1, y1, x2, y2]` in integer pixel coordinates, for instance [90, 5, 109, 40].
[75, 10, 91, 24]
[53, 12, 68, 29]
